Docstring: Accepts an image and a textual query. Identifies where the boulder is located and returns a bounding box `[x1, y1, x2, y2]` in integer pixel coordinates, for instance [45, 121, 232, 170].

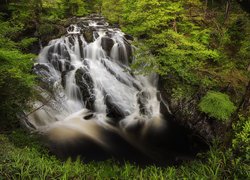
[104, 93, 128, 121]
[82, 28, 94, 43]
[32, 63, 58, 91]
[101, 36, 114, 56]
[75, 67, 95, 110]
[118, 42, 133, 65]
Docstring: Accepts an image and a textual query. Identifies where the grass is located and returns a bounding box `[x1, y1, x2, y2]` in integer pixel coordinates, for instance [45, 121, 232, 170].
[0, 129, 249, 179]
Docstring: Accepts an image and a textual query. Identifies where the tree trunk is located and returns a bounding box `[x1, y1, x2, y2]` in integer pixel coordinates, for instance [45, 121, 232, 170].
[241, 81, 250, 113]
[173, 19, 177, 32]
[224, 0, 231, 24]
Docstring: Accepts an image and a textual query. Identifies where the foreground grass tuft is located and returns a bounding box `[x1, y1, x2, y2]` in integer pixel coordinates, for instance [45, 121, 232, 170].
[0, 130, 249, 179]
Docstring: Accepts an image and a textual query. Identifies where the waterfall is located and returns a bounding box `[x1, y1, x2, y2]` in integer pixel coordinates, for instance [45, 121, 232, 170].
[26, 15, 168, 161]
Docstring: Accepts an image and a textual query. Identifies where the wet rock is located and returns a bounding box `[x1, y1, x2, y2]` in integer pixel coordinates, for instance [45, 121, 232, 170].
[104, 93, 127, 121]
[137, 91, 150, 115]
[97, 22, 105, 26]
[82, 28, 94, 43]
[33, 63, 50, 74]
[93, 31, 99, 39]
[77, 21, 89, 28]
[75, 67, 95, 110]
[61, 71, 67, 88]
[32, 63, 57, 90]
[101, 36, 114, 56]
[118, 42, 133, 65]
[83, 113, 94, 120]
[61, 63, 75, 88]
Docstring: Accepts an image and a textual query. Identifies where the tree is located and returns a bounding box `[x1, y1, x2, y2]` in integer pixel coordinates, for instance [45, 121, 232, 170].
[101, 0, 123, 23]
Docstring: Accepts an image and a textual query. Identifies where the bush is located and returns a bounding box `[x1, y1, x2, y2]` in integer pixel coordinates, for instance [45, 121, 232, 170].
[199, 91, 236, 121]
[233, 117, 250, 162]
[0, 49, 36, 128]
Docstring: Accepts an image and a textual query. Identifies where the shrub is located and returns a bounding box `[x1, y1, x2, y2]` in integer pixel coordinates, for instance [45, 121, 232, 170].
[233, 117, 250, 161]
[199, 91, 236, 121]
[0, 49, 36, 128]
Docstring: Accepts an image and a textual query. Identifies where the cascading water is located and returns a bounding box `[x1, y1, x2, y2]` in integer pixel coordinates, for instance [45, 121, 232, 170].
[24, 15, 194, 163]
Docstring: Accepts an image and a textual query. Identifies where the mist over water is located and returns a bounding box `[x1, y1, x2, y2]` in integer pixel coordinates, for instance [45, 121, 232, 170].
[24, 15, 200, 164]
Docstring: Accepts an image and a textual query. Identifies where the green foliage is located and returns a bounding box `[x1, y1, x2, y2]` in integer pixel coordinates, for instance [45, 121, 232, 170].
[232, 117, 250, 162]
[118, 0, 222, 87]
[102, 0, 123, 23]
[0, 130, 249, 179]
[60, 0, 88, 17]
[0, 49, 35, 127]
[18, 38, 38, 50]
[199, 91, 236, 121]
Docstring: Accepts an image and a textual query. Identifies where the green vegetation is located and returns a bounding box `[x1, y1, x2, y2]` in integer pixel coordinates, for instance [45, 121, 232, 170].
[199, 91, 236, 121]
[0, 11, 36, 128]
[0, 129, 249, 179]
[0, 49, 35, 127]
[0, 0, 249, 179]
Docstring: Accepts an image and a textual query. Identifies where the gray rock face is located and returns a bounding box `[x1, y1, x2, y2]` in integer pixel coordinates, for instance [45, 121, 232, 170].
[104, 91, 129, 121]
[101, 36, 114, 56]
[158, 76, 225, 142]
[75, 67, 95, 111]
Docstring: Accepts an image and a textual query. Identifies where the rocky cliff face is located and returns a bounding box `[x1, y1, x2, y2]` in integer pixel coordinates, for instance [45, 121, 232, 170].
[158, 76, 225, 143]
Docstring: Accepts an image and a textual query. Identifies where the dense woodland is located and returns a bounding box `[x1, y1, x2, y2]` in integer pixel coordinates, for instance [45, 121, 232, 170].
[0, 0, 249, 179]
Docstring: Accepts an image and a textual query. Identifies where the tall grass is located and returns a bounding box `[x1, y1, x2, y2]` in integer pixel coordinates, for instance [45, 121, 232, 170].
[0, 130, 249, 179]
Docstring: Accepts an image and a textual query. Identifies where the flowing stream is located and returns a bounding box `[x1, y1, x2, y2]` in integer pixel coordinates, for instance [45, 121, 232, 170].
[24, 15, 194, 163]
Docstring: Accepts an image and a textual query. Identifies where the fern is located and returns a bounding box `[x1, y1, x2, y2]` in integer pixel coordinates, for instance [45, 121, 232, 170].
[199, 91, 236, 121]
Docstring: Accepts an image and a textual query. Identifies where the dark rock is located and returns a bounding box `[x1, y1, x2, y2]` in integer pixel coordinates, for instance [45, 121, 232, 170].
[124, 34, 134, 41]
[97, 22, 105, 26]
[82, 28, 94, 43]
[33, 63, 57, 90]
[77, 21, 89, 28]
[112, 23, 120, 28]
[61, 63, 75, 88]
[138, 34, 149, 39]
[137, 91, 150, 115]
[158, 76, 225, 143]
[75, 67, 95, 110]
[83, 113, 94, 120]
[47, 43, 71, 72]
[61, 71, 67, 88]
[67, 25, 75, 32]
[101, 36, 114, 56]
[105, 31, 113, 38]
[93, 31, 99, 39]
[33, 63, 50, 74]
[64, 61, 75, 71]
[105, 94, 127, 121]
[117, 42, 133, 65]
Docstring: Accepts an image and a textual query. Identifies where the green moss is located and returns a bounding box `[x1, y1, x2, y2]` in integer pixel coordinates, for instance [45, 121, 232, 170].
[199, 91, 236, 121]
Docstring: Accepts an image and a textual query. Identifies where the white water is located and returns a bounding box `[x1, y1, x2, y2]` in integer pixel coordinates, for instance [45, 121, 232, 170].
[26, 16, 166, 156]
